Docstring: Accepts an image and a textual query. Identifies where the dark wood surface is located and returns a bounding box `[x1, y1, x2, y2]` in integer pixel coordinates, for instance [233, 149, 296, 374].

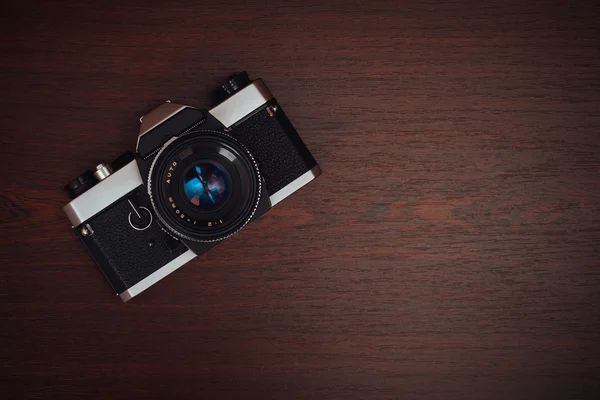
[1, 1, 599, 398]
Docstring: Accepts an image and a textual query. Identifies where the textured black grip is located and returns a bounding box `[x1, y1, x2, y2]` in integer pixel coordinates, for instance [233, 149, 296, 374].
[231, 101, 318, 195]
[77, 186, 188, 293]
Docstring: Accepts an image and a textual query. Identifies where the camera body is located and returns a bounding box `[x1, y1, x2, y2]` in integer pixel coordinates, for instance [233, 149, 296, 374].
[63, 72, 320, 301]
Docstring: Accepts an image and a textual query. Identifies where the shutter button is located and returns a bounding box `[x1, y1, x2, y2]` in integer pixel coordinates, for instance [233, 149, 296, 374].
[93, 163, 113, 181]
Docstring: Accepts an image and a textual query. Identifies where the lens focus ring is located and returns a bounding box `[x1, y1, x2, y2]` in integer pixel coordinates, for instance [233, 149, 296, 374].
[147, 129, 261, 243]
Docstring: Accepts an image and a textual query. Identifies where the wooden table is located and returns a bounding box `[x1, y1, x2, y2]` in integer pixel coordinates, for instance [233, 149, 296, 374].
[2, 1, 599, 398]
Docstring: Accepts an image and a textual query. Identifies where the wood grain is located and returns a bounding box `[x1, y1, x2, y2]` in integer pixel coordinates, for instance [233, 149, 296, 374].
[1, 0, 599, 398]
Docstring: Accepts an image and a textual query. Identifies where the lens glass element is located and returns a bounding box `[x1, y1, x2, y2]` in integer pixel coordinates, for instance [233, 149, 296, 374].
[183, 162, 229, 210]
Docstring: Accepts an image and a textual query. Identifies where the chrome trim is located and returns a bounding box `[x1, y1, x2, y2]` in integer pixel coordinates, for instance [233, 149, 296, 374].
[93, 163, 113, 181]
[269, 165, 322, 206]
[128, 206, 153, 231]
[136, 103, 189, 152]
[119, 249, 197, 301]
[80, 223, 94, 236]
[208, 79, 273, 128]
[63, 161, 143, 227]
[127, 199, 140, 218]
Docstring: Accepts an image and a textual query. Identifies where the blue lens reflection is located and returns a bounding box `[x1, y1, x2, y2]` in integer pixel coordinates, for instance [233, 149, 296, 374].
[183, 163, 229, 209]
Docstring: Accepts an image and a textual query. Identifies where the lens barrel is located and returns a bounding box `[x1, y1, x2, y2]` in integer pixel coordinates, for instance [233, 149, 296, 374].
[148, 130, 261, 243]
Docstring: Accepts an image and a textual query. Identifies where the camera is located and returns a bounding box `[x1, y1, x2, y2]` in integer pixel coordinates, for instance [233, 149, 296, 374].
[63, 72, 321, 301]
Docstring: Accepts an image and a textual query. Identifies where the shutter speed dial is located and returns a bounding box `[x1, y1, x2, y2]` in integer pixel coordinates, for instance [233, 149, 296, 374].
[127, 199, 153, 231]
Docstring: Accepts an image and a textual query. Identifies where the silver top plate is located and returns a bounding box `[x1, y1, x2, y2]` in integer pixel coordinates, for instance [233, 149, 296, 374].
[119, 249, 197, 301]
[269, 165, 322, 206]
[208, 79, 273, 128]
[63, 161, 143, 227]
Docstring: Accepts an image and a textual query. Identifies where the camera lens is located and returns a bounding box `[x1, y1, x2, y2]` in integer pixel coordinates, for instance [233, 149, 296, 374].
[148, 130, 261, 243]
[182, 161, 230, 211]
